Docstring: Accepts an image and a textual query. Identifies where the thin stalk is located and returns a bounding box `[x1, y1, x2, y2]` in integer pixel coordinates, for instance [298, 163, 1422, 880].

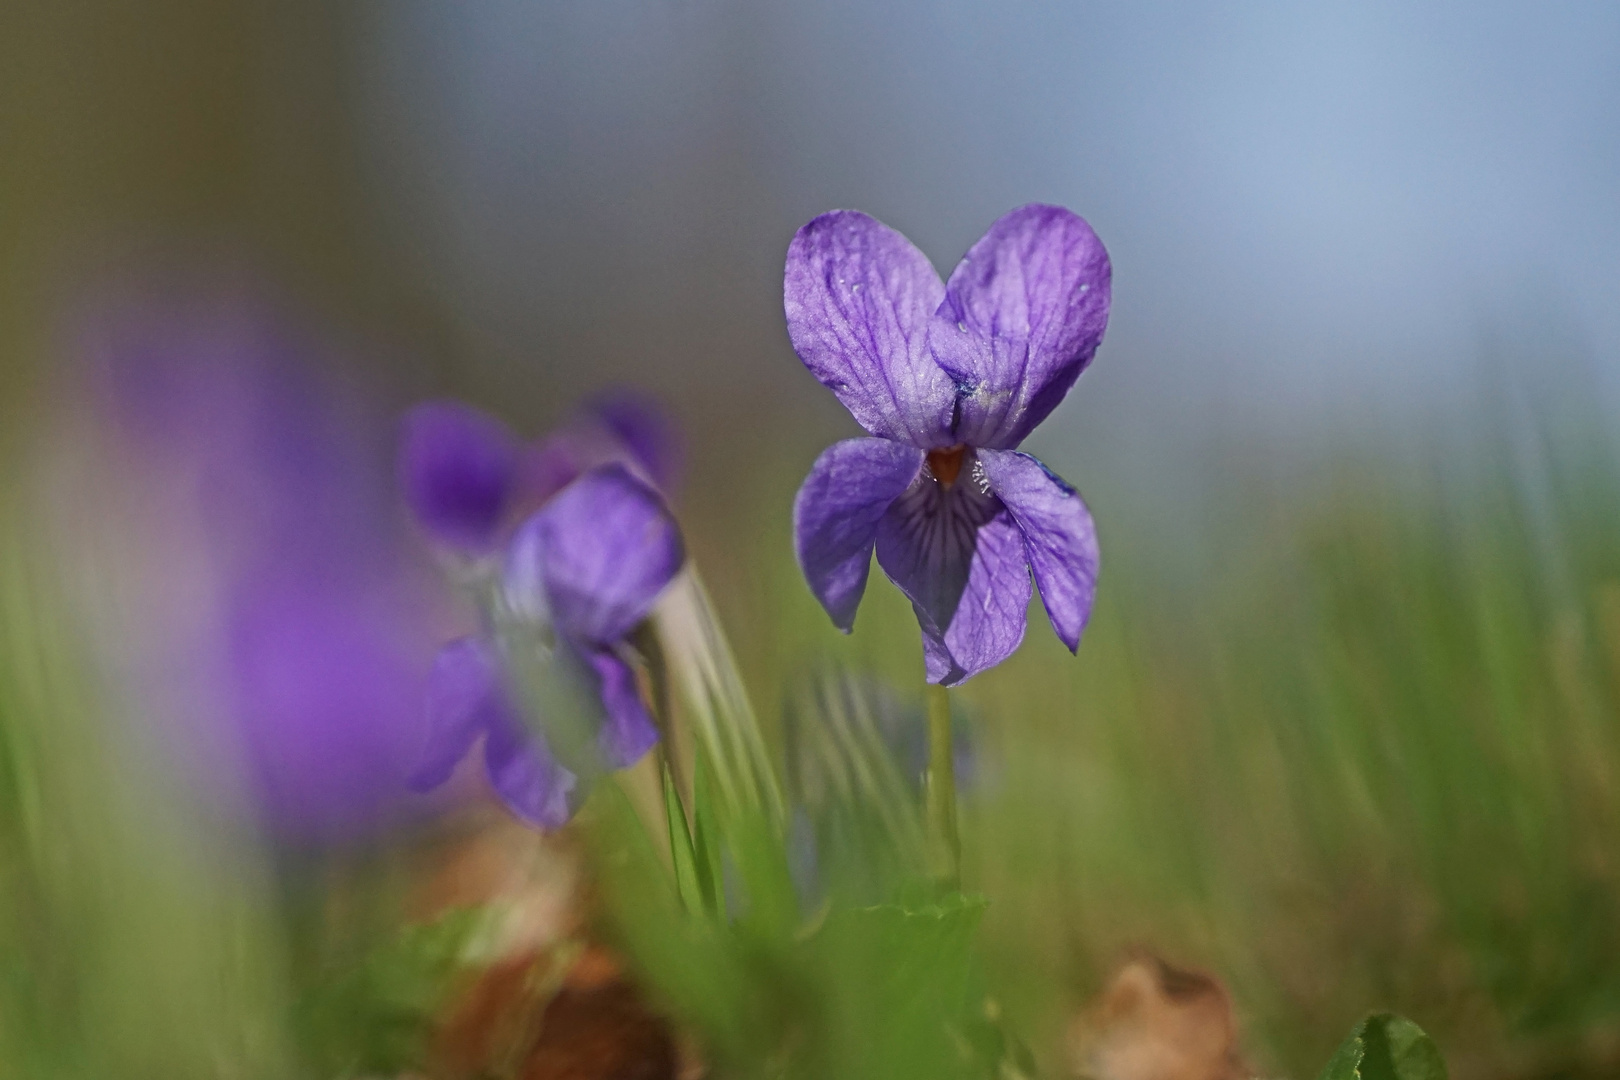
[633, 622, 689, 877]
[925, 682, 960, 889]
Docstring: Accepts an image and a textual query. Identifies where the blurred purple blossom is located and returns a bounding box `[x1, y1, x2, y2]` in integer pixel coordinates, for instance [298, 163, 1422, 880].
[78, 286, 443, 841]
[401, 396, 685, 829]
[787, 205, 1111, 685]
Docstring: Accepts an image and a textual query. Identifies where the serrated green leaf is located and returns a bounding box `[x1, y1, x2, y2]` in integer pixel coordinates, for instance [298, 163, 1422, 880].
[796, 892, 989, 1080]
[1318, 1013, 1447, 1080]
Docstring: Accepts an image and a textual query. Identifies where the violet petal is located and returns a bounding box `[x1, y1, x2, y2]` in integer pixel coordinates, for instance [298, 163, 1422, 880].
[483, 713, 578, 830]
[523, 434, 584, 507]
[522, 391, 682, 508]
[409, 636, 509, 792]
[919, 512, 1033, 686]
[978, 449, 1099, 652]
[585, 647, 660, 769]
[929, 205, 1111, 449]
[875, 467, 1032, 685]
[587, 390, 684, 494]
[785, 211, 957, 447]
[400, 401, 522, 552]
[794, 438, 925, 631]
[506, 464, 685, 646]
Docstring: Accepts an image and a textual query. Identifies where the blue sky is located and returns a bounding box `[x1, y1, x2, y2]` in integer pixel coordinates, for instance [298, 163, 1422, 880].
[358, 0, 1620, 478]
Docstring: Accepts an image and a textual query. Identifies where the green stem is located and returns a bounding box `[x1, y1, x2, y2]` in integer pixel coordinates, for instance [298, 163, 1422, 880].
[925, 682, 960, 889]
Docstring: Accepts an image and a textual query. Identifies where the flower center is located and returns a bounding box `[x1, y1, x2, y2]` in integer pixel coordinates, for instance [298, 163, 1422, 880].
[927, 444, 968, 488]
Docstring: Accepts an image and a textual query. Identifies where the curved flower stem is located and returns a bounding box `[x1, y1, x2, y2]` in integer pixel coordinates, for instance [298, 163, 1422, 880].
[925, 683, 960, 889]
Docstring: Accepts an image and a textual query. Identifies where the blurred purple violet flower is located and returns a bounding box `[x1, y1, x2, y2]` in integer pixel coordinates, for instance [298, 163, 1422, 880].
[786, 205, 1111, 685]
[78, 286, 443, 842]
[401, 400, 685, 829]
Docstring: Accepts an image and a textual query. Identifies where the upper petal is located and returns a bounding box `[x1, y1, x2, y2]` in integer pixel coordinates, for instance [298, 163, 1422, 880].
[505, 464, 685, 646]
[977, 450, 1099, 652]
[523, 433, 586, 509]
[408, 636, 510, 792]
[522, 390, 683, 506]
[785, 211, 957, 446]
[482, 712, 578, 830]
[928, 205, 1111, 449]
[874, 467, 1033, 685]
[585, 390, 684, 494]
[400, 400, 522, 552]
[794, 438, 925, 631]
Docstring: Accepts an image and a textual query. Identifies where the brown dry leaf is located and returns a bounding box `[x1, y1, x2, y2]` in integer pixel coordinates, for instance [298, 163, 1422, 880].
[429, 943, 683, 1080]
[412, 813, 696, 1080]
[521, 947, 680, 1080]
[431, 947, 564, 1079]
[1068, 954, 1251, 1080]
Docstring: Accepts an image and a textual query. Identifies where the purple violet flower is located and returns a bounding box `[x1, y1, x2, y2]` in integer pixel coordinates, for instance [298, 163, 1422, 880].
[787, 205, 1111, 685]
[402, 400, 685, 829]
[78, 285, 444, 842]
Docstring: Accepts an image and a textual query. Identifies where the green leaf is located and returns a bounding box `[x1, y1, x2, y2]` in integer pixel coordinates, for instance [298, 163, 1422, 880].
[690, 748, 725, 917]
[724, 810, 801, 937]
[664, 760, 707, 916]
[796, 892, 989, 1080]
[1318, 1013, 1447, 1080]
[588, 781, 782, 1067]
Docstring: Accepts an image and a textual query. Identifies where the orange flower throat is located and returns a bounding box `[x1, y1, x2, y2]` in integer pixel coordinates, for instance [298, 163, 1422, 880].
[927, 444, 967, 488]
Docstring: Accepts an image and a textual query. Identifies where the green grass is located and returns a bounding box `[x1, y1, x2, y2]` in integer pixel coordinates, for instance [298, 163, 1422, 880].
[697, 391, 1620, 1078]
[0, 481, 297, 1079]
[4, 380, 1620, 1077]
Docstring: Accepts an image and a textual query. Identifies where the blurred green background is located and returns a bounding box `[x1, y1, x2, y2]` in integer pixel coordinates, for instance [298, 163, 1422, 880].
[3, 2, 1620, 1077]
